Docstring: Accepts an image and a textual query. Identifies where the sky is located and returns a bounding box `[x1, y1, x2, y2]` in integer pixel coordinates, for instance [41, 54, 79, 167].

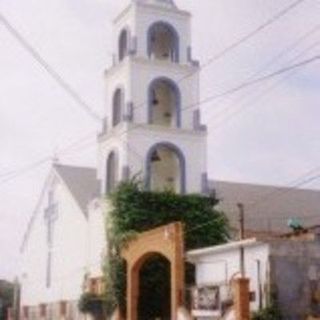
[0, 0, 320, 280]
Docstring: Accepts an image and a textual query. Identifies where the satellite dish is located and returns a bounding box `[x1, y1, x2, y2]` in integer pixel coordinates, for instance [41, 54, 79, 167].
[287, 218, 303, 231]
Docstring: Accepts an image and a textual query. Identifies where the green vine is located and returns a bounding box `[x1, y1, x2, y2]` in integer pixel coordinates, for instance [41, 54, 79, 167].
[252, 303, 283, 320]
[103, 180, 230, 317]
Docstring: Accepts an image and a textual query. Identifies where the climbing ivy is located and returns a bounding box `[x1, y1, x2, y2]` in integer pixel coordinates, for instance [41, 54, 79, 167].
[252, 304, 283, 320]
[103, 180, 230, 317]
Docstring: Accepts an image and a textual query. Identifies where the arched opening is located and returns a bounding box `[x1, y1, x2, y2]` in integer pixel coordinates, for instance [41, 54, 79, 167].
[106, 151, 119, 194]
[112, 88, 124, 127]
[146, 143, 186, 194]
[119, 29, 129, 62]
[138, 254, 171, 320]
[147, 21, 179, 62]
[148, 78, 181, 128]
[122, 223, 185, 320]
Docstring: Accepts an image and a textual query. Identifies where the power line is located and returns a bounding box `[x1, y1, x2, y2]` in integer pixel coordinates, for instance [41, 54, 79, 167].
[204, 23, 320, 123]
[180, 0, 309, 82]
[131, 0, 309, 113]
[2, 51, 319, 186]
[248, 167, 320, 211]
[0, 12, 102, 122]
[182, 54, 320, 112]
[1, 5, 318, 188]
[200, 0, 308, 69]
[0, 132, 97, 185]
[2, 2, 315, 129]
[208, 39, 320, 131]
[133, 53, 319, 118]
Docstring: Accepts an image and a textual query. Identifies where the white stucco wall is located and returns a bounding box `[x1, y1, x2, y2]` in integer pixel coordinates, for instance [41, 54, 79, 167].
[20, 171, 89, 307]
[98, 122, 207, 194]
[188, 240, 271, 316]
[87, 199, 111, 277]
[104, 56, 200, 131]
[99, 0, 205, 195]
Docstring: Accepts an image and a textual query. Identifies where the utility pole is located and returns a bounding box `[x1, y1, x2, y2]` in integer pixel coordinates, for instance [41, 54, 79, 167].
[237, 203, 245, 278]
[13, 278, 20, 320]
[233, 203, 250, 320]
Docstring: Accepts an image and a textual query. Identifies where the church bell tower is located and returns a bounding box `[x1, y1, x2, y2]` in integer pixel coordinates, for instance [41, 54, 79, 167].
[97, 0, 208, 195]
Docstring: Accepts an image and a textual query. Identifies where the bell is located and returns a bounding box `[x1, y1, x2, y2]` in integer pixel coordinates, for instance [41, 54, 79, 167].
[151, 150, 161, 162]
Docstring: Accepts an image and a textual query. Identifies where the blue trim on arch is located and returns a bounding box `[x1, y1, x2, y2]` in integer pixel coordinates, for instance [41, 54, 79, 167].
[147, 77, 181, 128]
[145, 142, 186, 194]
[147, 21, 180, 63]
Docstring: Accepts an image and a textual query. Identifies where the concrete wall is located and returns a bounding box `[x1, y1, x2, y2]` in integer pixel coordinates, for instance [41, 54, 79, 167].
[87, 199, 111, 277]
[269, 240, 320, 320]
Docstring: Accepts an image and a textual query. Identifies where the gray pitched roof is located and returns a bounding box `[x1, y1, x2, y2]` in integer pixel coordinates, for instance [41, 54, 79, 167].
[54, 164, 100, 214]
[210, 180, 320, 233]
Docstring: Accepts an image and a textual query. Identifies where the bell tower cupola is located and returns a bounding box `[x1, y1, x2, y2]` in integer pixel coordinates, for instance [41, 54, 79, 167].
[97, 0, 208, 196]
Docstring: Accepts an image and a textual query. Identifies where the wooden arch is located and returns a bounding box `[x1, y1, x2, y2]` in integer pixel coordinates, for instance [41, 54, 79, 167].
[121, 222, 185, 320]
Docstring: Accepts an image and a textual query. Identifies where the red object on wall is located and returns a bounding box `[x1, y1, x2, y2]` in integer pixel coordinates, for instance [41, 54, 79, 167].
[60, 301, 67, 317]
[39, 304, 47, 318]
[22, 306, 29, 319]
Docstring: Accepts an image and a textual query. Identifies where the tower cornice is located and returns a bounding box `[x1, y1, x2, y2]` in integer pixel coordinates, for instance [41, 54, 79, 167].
[104, 56, 198, 79]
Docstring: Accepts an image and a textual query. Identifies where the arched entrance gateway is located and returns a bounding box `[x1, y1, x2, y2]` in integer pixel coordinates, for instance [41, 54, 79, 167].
[121, 222, 185, 320]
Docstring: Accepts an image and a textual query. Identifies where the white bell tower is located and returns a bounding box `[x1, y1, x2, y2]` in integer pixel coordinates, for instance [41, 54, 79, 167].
[97, 0, 209, 195]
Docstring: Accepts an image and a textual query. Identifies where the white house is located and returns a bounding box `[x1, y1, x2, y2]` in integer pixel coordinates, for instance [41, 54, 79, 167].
[187, 235, 320, 319]
[19, 0, 320, 319]
[187, 239, 269, 319]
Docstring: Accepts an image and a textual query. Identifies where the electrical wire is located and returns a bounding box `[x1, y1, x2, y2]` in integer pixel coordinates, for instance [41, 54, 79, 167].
[204, 23, 320, 123]
[0, 12, 102, 122]
[1, 50, 319, 187]
[179, 0, 309, 83]
[181, 54, 320, 112]
[208, 39, 320, 131]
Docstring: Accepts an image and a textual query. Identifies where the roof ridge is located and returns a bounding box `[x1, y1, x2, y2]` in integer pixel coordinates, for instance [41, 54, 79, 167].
[53, 163, 96, 171]
[211, 179, 320, 193]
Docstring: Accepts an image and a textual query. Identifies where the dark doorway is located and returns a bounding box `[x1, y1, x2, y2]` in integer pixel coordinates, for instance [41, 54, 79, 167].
[138, 254, 171, 320]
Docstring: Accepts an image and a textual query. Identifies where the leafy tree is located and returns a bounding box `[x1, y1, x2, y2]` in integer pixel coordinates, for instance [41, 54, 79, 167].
[0, 280, 14, 320]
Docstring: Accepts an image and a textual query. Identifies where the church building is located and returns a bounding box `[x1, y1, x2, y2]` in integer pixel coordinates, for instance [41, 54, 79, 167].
[20, 0, 207, 318]
[19, 0, 320, 319]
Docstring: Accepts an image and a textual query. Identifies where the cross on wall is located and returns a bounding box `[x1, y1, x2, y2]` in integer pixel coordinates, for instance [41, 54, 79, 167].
[44, 189, 58, 288]
[44, 190, 58, 247]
